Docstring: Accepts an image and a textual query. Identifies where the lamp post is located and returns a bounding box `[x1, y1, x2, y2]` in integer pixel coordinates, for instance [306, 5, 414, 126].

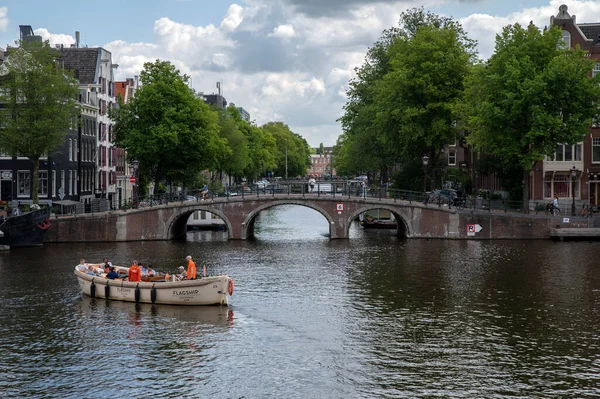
[422, 155, 429, 193]
[571, 165, 577, 216]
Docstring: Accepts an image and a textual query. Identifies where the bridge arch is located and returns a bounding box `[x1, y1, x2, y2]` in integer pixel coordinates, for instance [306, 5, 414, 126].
[166, 206, 234, 239]
[346, 204, 412, 238]
[241, 200, 335, 239]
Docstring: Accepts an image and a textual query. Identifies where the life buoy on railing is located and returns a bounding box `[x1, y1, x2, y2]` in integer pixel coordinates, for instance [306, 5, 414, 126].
[228, 278, 234, 296]
[37, 218, 50, 230]
[90, 278, 96, 297]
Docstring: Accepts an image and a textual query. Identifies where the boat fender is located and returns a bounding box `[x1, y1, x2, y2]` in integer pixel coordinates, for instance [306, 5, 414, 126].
[150, 284, 157, 304]
[228, 278, 234, 296]
[135, 284, 141, 303]
[90, 278, 96, 298]
[105, 281, 110, 299]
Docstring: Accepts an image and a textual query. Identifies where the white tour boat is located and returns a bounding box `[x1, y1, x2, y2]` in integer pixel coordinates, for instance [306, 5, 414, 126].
[74, 264, 234, 306]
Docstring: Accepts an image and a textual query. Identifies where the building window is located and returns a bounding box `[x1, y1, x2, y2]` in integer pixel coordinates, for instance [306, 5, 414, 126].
[73, 139, 77, 161]
[554, 143, 582, 162]
[448, 151, 456, 166]
[561, 30, 571, 49]
[73, 170, 77, 195]
[594, 63, 600, 78]
[69, 170, 73, 195]
[593, 138, 600, 163]
[69, 139, 72, 161]
[17, 170, 30, 197]
[52, 170, 56, 197]
[38, 171, 48, 197]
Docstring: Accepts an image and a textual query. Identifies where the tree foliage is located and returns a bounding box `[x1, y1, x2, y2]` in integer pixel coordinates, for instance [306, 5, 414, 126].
[461, 23, 600, 210]
[0, 40, 80, 203]
[240, 121, 277, 180]
[337, 8, 475, 185]
[112, 60, 226, 192]
[261, 121, 311, 178]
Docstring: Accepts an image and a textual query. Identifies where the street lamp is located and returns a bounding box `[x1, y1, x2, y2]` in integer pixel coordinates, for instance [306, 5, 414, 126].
[571, 165, 577, 216]
[422, 155, 429, 193]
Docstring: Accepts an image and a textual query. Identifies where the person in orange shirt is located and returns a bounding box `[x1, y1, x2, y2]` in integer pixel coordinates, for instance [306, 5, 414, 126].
[128, 260, 142, 282]
[185, 255, 197, 280]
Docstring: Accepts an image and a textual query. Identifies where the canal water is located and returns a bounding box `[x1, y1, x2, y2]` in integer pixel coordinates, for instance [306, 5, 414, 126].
[1, 205, 599, 398]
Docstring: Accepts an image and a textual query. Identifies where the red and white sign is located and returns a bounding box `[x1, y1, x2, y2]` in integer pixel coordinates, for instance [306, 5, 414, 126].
[467, 224, 483, 236]
[336, 203, 344, 212]
[129, 175, 136, 184]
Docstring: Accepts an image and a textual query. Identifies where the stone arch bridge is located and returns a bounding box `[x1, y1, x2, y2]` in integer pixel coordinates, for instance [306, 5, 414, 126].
[44, 194, 575, 243]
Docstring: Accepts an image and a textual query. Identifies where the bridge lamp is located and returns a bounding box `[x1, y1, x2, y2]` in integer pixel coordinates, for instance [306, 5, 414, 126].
[422, 155, 429, 193]
[571, 165, 577, 216]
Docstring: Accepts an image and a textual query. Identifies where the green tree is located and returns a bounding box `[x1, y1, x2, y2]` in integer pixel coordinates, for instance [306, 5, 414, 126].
[216, 106, 248, 184]
[112, 60, 226, 193]
[0, 40, 80, 204]
[261, 122, 311, 179]
[462, 23, 600, 211]
[338, 8, 475, 187]
[241, 122, 277, 180]
[374, 14, 476, 189]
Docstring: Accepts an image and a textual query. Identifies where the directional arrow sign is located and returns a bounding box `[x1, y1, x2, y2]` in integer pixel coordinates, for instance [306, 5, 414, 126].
[474, 224, 483, 233]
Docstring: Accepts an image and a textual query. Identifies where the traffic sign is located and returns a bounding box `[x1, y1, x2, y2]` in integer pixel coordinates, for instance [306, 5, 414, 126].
[467, 224, 483, 235]
[336, 203, 344, 212]
[129, 175, 136, 184]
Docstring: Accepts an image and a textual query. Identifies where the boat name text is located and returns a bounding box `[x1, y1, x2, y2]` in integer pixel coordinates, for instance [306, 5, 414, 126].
[173, 289, 199, 296]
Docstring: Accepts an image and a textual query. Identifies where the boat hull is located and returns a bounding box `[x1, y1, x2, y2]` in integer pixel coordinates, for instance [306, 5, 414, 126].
[0, 207, 51, 247]
[75, 269, 231, 306]
[361, 220, 397, 229]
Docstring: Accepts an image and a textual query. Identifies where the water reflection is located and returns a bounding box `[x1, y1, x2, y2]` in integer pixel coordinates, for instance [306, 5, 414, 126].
[0, 206, 599, 398]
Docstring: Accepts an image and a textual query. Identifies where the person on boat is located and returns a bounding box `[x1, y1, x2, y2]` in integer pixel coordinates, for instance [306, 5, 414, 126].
[86, 265, 101, 276]
[102, 257, 113, 269]
[146, 264, 156, 277]
[106, 266, 119, 280]
[77, 259, 87, 272]
[186, 255, 197, 280]
[176, 266, 186, 280]
[140, 262, 148, 277]
[128, 260, 142, 282]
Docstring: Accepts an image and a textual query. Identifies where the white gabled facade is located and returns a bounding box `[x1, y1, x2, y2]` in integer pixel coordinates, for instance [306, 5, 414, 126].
[95, 48, 118, 205]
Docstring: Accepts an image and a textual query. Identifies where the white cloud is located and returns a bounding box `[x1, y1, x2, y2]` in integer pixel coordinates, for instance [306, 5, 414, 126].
[0, 7, 8, 33]
[269, 24, 296, 38]
[220, 4, 245, 31]
[30, 1, 600, 147]
[33, 28, 75, 47]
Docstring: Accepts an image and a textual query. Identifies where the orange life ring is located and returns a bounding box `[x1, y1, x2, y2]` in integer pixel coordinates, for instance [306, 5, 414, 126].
[228, 278, 234, 296]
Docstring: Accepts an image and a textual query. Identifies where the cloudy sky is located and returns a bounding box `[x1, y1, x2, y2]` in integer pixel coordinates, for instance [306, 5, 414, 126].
[1, 0, 600, 146]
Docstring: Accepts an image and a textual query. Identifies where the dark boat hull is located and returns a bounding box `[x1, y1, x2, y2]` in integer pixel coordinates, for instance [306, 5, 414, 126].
[361, 220, 397, 229]
[0, 207, 51, 247]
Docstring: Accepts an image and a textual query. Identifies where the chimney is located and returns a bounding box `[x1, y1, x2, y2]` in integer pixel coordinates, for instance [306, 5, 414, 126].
[75, 31, 80, 48]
